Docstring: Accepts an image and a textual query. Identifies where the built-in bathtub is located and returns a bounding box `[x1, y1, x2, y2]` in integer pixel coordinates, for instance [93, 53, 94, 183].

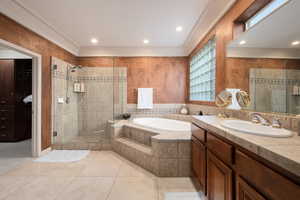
[132, 117, 191, 132]
[111, 115, 192, 177]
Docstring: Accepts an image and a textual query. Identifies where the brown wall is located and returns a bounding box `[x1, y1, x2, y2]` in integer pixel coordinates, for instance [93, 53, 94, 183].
[78, 57, 188, 104]
[0, 14, 77, 150]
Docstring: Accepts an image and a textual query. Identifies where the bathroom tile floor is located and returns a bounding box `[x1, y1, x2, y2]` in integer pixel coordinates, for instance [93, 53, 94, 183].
[0, 140, 32, 175]
[0, 151, 204, 200]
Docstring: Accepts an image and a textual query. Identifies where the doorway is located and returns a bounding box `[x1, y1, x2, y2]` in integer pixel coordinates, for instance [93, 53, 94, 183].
[0, 39, 42, 173]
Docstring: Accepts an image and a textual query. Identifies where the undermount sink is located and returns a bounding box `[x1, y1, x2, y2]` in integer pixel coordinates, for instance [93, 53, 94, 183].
[220, 119, 293, 138]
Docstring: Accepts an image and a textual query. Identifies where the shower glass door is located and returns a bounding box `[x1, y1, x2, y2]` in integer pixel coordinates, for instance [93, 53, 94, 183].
[52, 57, 126, 150]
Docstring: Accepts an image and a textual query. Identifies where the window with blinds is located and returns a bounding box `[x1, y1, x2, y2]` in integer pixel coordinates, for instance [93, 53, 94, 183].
[189, 38, 216, 102]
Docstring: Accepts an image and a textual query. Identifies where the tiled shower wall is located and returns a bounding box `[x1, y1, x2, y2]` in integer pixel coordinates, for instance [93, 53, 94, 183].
[249, 68, 300, 114]
[51, 57, 127, 150]
[77, 67, 127, 135]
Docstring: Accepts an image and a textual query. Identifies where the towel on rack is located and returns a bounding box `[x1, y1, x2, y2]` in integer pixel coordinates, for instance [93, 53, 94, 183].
[137, 88, 153, 109]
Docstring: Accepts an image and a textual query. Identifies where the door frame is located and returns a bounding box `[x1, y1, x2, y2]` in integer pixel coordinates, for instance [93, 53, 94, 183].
[0, 38, 42, 157]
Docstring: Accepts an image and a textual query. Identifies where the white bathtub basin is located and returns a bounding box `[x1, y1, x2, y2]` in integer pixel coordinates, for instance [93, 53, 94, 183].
[220, 119, 293, 138]
[132, 117, 191, 132]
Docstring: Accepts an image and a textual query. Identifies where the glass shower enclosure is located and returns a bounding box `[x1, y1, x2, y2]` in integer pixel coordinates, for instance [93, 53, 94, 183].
[51, 57, 127, 150]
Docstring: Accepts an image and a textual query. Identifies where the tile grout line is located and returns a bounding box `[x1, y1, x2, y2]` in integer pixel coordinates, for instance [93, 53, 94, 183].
[104, 162, 123, 200]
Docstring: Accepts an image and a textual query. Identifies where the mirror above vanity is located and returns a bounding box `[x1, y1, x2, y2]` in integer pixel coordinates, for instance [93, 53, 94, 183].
[226, 0, 300, 115]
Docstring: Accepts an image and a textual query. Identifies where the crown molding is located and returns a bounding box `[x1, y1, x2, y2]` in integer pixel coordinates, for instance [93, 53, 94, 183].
[183, 0, 236, 56]
[79, 46, 186, 57]
[0, 0, 80, 55]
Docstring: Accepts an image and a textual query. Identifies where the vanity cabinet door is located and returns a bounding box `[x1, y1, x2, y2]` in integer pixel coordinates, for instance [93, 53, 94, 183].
[192, 136, 206, 193]
[207, 150, 232, 200]
[237, 176, 266, 200]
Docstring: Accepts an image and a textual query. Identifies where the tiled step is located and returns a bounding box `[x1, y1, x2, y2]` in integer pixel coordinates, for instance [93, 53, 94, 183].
[115, 137, 153, 156]
[122, 125, 157, 146]
[113, 137, 158, 174]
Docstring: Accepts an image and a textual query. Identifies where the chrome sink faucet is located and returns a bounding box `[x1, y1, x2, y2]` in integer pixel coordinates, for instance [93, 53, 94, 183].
[250, 113, 282, 128]
[271, 118, 281, 128]
[250, 113, 270, 126]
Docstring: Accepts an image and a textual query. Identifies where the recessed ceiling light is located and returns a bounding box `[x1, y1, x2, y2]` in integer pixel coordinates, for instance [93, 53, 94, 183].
[91, 38, 98, 44]
[143, 39, 149, 44]
[239, 40, 246, 45]
[292, 41, 300, 46]
[176, 26, 183, 32]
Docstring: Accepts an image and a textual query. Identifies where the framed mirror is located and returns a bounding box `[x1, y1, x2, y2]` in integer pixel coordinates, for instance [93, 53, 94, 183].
[226, 0, 300, 115]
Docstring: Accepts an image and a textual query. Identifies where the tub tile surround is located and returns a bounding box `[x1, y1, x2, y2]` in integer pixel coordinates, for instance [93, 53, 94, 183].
[125, 104, 186, 117]
[111, 118, 192, 177]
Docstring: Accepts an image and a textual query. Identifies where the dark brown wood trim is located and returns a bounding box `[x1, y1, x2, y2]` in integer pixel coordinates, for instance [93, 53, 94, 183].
[234, 0, 273, 23]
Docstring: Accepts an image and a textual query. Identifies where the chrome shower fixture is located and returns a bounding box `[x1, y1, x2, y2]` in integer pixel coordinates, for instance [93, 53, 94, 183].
[70, 65, 83, 72]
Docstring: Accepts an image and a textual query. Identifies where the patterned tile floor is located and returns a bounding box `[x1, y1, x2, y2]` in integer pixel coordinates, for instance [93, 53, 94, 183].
[0, 151, 205, 200]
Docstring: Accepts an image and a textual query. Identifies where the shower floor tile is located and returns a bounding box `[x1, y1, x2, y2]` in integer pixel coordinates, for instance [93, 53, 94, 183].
[0, 151, 204, 200]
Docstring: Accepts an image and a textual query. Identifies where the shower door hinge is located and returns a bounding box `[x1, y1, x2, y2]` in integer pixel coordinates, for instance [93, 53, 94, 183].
[53, 131, 58, 137]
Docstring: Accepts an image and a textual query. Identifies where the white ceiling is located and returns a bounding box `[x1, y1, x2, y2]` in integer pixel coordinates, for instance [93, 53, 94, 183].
[15, 0, 208, 47]
[1, 0, 236, 56]
[229, 0, 300, 49]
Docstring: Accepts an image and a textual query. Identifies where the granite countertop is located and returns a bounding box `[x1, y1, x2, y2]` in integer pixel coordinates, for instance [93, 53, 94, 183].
[192, 115, 300, 177]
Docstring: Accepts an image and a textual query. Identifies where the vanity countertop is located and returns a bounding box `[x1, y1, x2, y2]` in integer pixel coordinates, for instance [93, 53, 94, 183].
[192, 115, 300, 177]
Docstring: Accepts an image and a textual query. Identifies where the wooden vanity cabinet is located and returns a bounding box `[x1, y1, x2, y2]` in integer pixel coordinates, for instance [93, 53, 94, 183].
[192, 122, 300, 200]
[235, 150, 300, 200]
[192, 136, 206, 192]
[236, 176, 266, 200]
[207, 150, 232, 200]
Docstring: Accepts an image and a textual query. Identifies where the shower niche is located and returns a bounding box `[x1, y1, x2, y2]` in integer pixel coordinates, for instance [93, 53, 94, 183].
[51, 57, 127, 150]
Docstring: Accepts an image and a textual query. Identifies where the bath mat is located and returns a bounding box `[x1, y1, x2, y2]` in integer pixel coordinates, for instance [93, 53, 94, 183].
[164, 192, 203, 200]
[34, 150, 90, 163]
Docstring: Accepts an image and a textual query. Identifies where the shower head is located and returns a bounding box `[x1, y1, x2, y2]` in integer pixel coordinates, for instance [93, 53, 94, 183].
[69, 65, 83, 72]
